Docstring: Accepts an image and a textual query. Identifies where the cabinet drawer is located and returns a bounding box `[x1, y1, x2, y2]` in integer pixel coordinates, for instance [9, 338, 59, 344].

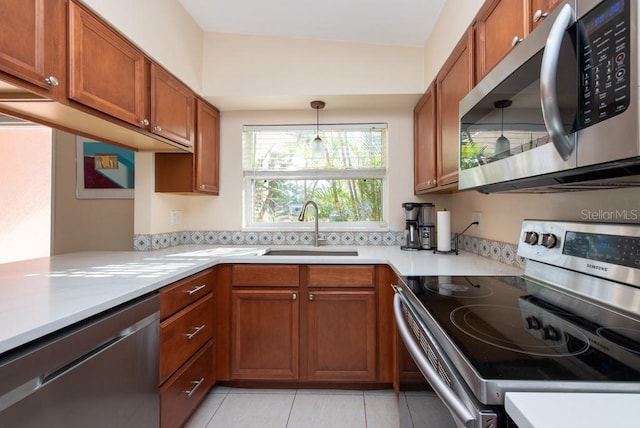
[160, 340, 214, 428]
[160, 294, 213, 382]
[307, 265, 375, 288]
[232, 264, 299, 287]
[160, 270, 213, 319]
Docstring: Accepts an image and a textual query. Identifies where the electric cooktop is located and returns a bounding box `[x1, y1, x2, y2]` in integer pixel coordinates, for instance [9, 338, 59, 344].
[400, 274, 640, 383]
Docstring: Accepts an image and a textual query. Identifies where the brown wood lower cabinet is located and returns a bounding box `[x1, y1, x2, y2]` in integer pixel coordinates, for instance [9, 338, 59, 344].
[231, 289, 299, 380]
[160, 341, 214, 428]
[159, 269, 216, 428]
[306, 290, 376, 381]
[228, 264, 381, 384]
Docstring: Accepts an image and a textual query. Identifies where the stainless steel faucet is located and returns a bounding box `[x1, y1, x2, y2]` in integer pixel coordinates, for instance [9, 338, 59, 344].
[298, 200, 322, 246]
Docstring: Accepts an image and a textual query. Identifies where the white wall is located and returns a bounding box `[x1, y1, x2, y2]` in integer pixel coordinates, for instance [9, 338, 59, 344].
[203, 33, 425, 102]
[81, 0, 203, 92]
[135, 107, 449, 234]
[53, 130, 134, 253]
[423, 0, 484, 86]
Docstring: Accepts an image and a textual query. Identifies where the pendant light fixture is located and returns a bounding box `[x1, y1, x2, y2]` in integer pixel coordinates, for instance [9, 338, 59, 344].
[494, 99, 512, 159]
[311, 100, 325, 157]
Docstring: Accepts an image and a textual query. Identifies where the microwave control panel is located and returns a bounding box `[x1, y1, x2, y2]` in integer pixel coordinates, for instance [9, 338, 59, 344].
[578, 0, 630, 130]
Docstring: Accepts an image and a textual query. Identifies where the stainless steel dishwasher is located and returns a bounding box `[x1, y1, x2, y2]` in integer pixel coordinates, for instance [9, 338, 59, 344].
[0, 294, 160, 427]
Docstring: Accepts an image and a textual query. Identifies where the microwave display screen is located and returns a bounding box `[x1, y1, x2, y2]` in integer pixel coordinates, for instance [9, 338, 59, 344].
[577, 0, 630, 130]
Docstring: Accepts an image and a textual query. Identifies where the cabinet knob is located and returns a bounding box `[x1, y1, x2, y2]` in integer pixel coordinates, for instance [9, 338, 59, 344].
[309, 293, 314, 301]
[199, 184, 205, 190]
[153, 125, 162, 132]
[533, 9, 549, 23]
[511, 36, 523, 47]
[140, 119, 149, 127]
[292, 293, 297, 300]
[44, 76, 59, 86]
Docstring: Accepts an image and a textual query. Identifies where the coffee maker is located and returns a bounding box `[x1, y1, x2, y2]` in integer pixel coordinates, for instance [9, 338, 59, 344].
[418, 203, 435, 250]
[401, 202, 435, 251]
[401, 202, 422, 250]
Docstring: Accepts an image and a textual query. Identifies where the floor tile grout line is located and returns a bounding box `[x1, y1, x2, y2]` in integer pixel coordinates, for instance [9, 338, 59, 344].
[203, 388, 230, 428]
[284, 389, 298, 428]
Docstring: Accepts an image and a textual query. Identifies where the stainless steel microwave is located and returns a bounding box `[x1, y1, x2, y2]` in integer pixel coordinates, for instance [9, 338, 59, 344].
[459, 0, 640, 193]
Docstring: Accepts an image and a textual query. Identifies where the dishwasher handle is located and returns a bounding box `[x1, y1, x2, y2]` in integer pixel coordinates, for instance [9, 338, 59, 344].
[393, 290, 475, 428]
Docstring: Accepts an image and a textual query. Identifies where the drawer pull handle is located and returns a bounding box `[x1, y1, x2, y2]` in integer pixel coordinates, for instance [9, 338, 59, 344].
[185, 284, 207, 295]
[184, 377, 205, 398]
[184, 324, 205, 340]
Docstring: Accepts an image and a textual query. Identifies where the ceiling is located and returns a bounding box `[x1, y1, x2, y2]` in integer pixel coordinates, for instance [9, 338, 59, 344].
[178, 0, 446, 47]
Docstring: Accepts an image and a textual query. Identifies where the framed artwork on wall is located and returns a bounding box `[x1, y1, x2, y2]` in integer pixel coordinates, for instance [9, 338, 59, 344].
[75, 137, 135, 199]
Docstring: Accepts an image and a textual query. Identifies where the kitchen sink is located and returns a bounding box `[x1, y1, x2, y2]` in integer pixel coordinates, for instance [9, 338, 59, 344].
[261, 248, 358, 256]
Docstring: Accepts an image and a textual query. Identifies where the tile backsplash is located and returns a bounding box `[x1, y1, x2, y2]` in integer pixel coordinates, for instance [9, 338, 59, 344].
[133, 230, 524, 269]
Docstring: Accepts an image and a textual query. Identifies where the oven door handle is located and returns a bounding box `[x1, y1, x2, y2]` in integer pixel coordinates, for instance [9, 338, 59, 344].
[540, 3, 575, 161]
[393, 291, 475, 428]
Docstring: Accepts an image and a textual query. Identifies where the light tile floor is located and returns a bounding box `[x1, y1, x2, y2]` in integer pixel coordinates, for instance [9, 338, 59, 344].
[185, 386, 457, 428]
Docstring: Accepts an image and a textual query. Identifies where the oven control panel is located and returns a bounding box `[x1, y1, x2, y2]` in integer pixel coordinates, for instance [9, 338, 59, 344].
[518, 220, 640, 287]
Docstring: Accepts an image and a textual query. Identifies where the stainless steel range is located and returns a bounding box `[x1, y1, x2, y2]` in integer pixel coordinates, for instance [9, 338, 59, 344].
[393, 220, 640, 428]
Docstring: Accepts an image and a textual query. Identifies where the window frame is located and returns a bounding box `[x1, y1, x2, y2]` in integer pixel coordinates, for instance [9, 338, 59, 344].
[242, 123, 389, 231]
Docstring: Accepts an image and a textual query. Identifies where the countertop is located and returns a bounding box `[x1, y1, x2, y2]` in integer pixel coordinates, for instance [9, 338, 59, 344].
[0, 245, 521, 355]
[506, 392, 640, 427]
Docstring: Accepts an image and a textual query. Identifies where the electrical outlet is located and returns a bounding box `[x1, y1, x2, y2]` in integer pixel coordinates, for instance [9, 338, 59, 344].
[471, 212, 482, 231]
[170, 210, 182, 225]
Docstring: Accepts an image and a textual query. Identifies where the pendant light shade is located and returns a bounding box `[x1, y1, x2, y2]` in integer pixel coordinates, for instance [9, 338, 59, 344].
[494, 99, 512, 159]
[311, 100, 325, 157]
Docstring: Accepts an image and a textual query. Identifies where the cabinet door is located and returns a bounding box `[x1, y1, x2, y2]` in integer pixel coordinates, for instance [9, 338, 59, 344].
[0, 0, 65, 96]
[414, 82, 438, 193]
[195, 100, 220, 194]
[150, 64, 195, 147]
[68, 1, 147, 127]
[436, 30, 473, 188]
[231, 289, 299, 380]
[306, 290, 376, 381]
[474, 0, 526, 82]
[529, 0, 563, 31]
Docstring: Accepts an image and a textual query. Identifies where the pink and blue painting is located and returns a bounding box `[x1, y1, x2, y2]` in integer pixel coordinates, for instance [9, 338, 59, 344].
[76, 137, 135, 199]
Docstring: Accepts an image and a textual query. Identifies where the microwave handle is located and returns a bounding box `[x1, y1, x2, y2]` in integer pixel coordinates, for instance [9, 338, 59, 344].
[540, 3, 575, 161]
[392, 290, 475, 428]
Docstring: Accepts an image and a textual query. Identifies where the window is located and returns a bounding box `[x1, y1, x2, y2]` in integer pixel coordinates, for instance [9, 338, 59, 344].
[243, 123, 387, 230]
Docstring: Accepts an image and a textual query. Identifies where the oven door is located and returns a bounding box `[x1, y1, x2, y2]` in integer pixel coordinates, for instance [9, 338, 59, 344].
[392, 286, 502, 428]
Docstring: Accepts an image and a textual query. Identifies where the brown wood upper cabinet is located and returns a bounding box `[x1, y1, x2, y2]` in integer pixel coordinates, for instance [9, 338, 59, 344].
[413, 30, 473, 194]
[413, 81, 437, 193]
[529, 0, 564, 31]
[68, 0, 199, 150]
[474, 0, 527, 83]
[150, 63, 195, 148]
[68, 0, 147, 128]
[0, 0, 66, 98]
[435, 29, 473, 189]
[155, 99, 220, 194]
[195, 100, 220, 193]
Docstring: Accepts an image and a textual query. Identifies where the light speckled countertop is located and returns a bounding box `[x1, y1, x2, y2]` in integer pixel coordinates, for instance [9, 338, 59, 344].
[0, 245, 521, 355]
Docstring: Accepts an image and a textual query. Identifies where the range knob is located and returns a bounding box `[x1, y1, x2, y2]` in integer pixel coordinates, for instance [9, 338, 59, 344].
[525, 316, 541, 330]
[542, 325, 561, 341]
[541, 233, 557, 248]
[523, 231, 539, 245]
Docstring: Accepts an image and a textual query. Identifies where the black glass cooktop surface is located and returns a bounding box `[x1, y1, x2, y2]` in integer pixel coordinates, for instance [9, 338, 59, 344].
[400, 275, 640, 382]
